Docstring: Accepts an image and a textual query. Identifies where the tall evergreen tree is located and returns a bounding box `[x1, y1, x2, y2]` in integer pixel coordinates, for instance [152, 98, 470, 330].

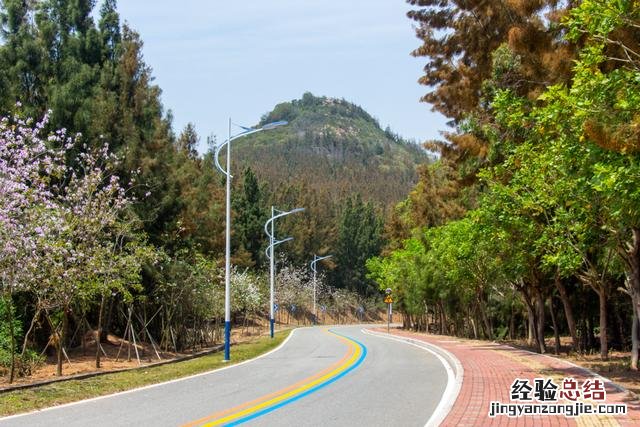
[407, 0, 575, 170]
[176, 122, 199, 158]
[98, 0, 120, 61]
[332, 195, 383, 296]
[233, 167, 268, 267]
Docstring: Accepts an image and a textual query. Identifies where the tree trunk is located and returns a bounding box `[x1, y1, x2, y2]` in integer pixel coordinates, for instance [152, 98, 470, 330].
[81, 313, 86, 355]
[587, 317, 596, 350]
[56, 309, 68, 376]
[549, 296, 561, 355]
[470, 317, 478, 339]
[508, 309, 515, 340]
[21, 307, 40, 357]
[439, 300, 448, 335]
[554, 273, 579, 351]
[598, 289, 609, 360]
[4, 295, 16, 383]
[630, 229, 640, 353]
[632, 301, 639, 371]
[481, 306, 493, 340]
[534, 286, 547, 354]
[96, 295, 105, 369]
[101, 297, 114, 343]
[526, 303, 535, 347]
[477, 290, 493, 340]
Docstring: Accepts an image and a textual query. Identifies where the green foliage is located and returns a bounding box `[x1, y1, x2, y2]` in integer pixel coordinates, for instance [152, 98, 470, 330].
[0, 299, 42, 377]
[0, 298, 19, 368]
[332, 195, 383, 296]
[233, 168, 269, 268]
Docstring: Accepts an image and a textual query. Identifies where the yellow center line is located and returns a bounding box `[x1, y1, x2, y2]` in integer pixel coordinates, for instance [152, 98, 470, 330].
[183, 329, 362, 427]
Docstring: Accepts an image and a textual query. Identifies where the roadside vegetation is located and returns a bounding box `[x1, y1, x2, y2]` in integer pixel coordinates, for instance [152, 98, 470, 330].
[369, 0, 640, 372]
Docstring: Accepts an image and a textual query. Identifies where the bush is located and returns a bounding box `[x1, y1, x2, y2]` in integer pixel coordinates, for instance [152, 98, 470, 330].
[0, 299, 44, 377]
[0, 298, 20, 367]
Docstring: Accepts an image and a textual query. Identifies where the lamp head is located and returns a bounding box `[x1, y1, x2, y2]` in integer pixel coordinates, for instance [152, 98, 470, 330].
[261, 120, 288, 130]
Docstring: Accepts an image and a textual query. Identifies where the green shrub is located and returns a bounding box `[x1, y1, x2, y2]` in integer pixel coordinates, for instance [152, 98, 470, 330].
[0, 298, 42, 377]
[0, 298, 20, 365]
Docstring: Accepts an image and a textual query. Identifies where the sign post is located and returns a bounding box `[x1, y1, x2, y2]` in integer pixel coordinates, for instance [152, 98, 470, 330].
[384, 288, 393, 333]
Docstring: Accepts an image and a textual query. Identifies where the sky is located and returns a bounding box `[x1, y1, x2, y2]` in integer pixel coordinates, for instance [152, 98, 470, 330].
[115, 0, 449, 152]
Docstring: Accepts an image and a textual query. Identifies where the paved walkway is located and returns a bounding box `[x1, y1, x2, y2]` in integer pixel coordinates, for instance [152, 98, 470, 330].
[382, 329, 640, 427]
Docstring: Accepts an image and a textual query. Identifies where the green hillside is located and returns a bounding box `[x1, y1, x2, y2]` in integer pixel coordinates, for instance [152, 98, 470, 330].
[232, 93, 429, 207]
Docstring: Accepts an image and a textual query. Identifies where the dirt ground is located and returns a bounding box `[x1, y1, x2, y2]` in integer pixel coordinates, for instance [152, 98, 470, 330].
[0, 326, 268, 388]
[503, 336, 640, 397]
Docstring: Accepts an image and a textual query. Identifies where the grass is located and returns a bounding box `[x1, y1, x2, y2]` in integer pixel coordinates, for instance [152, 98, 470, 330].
[0, 330, 291, 417]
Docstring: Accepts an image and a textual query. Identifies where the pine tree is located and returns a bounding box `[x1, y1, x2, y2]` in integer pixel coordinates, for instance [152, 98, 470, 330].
[407, 0, 574, 163]
[332, 195, 384, 296]
[98, 0, 121, 61]
[233, 167, 268, 268]
[177, 123, 199, 158]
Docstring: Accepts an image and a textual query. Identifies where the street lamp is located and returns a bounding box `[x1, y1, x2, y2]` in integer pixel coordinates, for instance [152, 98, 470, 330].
[264, 236, 292, 335]
[310, 254, 332, 325]
[264, 206, 305, 338]
[214, 118, 287, 361]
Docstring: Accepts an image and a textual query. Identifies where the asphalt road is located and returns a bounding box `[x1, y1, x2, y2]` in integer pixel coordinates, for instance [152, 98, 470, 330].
[0, 326, 449, 427]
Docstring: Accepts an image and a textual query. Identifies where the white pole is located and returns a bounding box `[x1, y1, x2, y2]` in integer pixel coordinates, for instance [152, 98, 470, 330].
[224, 117, 231, 361]
[310, 254, 331, 326]
[270, 206, 275, 338]
[264, 207, 303, 337]
[313, 257, 317, 325]
[213, 119, 287, 359]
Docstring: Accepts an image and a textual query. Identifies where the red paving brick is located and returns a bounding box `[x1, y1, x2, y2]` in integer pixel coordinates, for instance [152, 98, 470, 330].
[380, 329, 640, 427]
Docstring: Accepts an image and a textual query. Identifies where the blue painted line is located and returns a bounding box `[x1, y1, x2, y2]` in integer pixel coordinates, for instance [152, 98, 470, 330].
[224, 321, 231, 361]
[224, 330, 368, 426]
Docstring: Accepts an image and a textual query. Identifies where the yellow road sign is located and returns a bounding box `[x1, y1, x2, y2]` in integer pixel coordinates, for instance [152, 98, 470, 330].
[384, 295, 393, 304]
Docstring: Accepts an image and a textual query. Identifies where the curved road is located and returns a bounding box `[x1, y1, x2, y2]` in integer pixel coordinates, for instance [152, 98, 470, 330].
[0, 326, 449, 426]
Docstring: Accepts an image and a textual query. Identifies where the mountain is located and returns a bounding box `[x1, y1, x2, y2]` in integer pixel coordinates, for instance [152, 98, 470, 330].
[231, 93, 430, 208]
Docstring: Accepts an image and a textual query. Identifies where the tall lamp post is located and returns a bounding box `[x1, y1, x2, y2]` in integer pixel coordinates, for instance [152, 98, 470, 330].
[264, 206, 304, 338]
[310, 254, 332, 325]
[264, 235, 293, 335]
[214, 119, 287, 361]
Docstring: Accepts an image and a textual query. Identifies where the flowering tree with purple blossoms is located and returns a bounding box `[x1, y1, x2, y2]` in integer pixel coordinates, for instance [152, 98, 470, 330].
[1, 112, 156, 378]
[0, 112, 64, 382]
[37, 143, 156, 375]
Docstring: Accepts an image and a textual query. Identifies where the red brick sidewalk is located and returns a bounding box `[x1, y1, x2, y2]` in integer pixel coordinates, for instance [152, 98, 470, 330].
[383, 329, 640, 427]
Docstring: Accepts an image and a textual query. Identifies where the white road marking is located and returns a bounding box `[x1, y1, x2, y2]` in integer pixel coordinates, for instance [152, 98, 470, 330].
[361, 328, 464, 427]
[0, 328, 300, 422]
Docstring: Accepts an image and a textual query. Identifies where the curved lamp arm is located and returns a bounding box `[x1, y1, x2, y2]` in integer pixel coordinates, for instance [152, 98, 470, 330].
[264, 207, 305, 239]
[265, 236, 294, 260]
[311, 254, 333, 273]
[213, 120, 288, 177]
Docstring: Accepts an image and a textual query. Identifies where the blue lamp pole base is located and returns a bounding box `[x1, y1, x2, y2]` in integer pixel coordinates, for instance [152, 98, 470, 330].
[270, 318, 275, 338]
[224, 321, 231, 361]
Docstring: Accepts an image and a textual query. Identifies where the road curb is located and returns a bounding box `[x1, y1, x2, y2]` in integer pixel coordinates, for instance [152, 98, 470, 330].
[0, 329, 297, 422]
[361, 328, 463, 427]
